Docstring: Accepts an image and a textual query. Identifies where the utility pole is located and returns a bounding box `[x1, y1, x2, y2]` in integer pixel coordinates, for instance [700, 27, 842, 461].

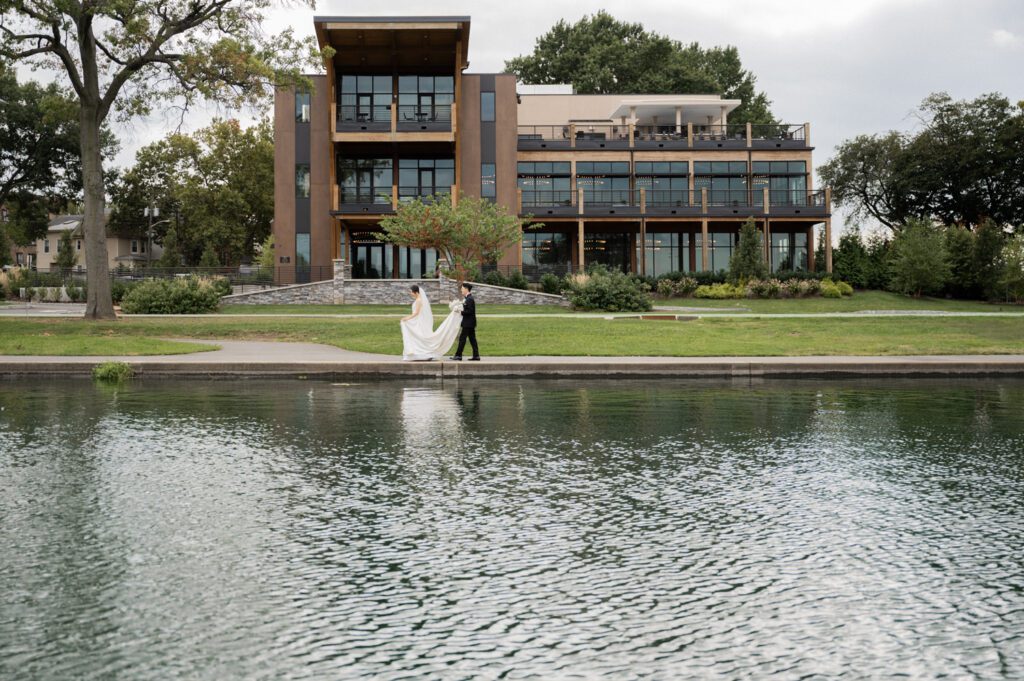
[143, 205, 159, 267]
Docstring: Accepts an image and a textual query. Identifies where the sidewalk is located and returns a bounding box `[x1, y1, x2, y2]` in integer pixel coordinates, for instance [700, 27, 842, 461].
[2, 339, 1023, 378]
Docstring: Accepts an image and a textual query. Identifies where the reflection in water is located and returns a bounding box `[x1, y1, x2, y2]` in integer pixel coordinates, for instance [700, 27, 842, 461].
[1, 378, 1023, 679]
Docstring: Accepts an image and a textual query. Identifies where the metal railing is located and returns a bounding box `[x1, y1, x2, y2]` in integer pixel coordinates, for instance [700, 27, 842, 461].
[766, 189, 827, 207]
[517, 125, 572, 141]
[693, 124, 749, 142]
[521, 189, 575, 208]
[337, 105, 391, 124]
[480, 263, 573, 282]
[573, 123, 632, 144]
[634, 125, 686, 141]
[584, 189, 640, 206]
[644, 190, 695, 207]
[396, 104, 452, 125]
[339, 189, 393, 205]
[751, 124, 806, 143]
[707, 189, 753, 206]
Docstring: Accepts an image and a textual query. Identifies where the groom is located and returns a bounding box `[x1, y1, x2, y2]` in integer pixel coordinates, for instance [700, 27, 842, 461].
[451, 283, 480, 361]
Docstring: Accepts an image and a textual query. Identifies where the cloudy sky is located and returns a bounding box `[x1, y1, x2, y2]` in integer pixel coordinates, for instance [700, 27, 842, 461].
[112, 0, 1022, 231]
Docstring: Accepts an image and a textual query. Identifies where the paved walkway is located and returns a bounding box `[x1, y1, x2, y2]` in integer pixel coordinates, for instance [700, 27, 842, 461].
[3, 338, 1023, 378]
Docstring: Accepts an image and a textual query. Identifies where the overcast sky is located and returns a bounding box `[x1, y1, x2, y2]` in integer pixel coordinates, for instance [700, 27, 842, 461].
[110, 0, 1023, 232]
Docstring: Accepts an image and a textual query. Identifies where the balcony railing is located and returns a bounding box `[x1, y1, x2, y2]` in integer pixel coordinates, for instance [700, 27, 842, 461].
[337, 105, 391, 131]
[517, 187, 830, 217]
[334, 103, 455, 134]
[518, 122, 811, 149]
[521, 189, 575, 208]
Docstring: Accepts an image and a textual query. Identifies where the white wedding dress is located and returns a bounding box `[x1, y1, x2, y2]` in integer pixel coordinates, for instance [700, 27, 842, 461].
[400, 291, 464, 361]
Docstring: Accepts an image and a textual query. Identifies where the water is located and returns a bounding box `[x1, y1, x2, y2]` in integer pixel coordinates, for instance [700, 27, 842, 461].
[1, 378, 1023, 680]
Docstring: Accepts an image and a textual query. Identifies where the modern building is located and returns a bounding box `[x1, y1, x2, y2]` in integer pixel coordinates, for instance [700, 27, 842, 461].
[34, 215, 162, 271]
[273, 15, 832, 283]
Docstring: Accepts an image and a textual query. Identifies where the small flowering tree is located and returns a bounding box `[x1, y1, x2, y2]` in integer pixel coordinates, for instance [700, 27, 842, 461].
[377, 193, 535, 282]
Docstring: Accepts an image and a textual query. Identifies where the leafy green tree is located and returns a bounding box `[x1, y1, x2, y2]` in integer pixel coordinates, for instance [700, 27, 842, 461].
[820, 93, 1024, 233]
[943, 226, 976, 298]
[813, 227, 827, 273]
[833, 227, 870, 288]
[505, 11, 776, 124]
[999, 236, 1024, 303]
[0, 64, 111, 247]
[198, 244, 221, 268]
[158, 226, 183, 267]
[257, 234, 275, 271]
[1, 1, 325, 320]
[818, 132, 915, 231]
[55, 229, 77, 271]
[888, 220, 949, 297]
[971, 218, 1006, 300]
[864, 233, 893, 290]
[728, 218, 768, 281]
[109, 119, 274, 265]
[378, 193, 532, 282]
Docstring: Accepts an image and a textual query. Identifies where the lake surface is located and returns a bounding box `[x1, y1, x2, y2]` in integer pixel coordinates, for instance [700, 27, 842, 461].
[1, 378, 1023, 680]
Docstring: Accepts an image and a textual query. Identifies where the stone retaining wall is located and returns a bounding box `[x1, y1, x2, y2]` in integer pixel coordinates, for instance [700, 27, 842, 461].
[222, 273, 569, 307]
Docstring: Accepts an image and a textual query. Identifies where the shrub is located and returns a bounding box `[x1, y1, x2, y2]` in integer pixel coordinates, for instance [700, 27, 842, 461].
[110, 280, 140, 304]
[68, 286, 86, 302]
[207, 276, 233, 298]
[656, 279, 676, 297]
[92, 361, 134, 383]
[505, 271, 529, 290]
[120, 277, 221, 314]
[799, 279, 821, 297]
[1000, 236, 1024, 303]
[820, 279, 842, 298]
[833, 228, 870, 288]
[539, 273, 562, 295]
[888, 219, 950, 297]
[694, 283, 745, 299]
[565, 265, 652, 312]
[746, 278, 783, 299]
[482, 270, 506, 287]
[783, 278, 803, 298]
[836, 280, 854, 297]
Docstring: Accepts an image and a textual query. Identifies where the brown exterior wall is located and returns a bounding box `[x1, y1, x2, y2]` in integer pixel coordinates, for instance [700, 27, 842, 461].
[458, 76, 481, 198]
[309, 75, 332, 274]
[273, 86, 296, 271]
[494, 74, 520, 267]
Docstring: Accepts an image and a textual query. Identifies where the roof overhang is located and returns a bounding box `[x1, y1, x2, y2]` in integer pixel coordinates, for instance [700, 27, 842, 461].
[314, 16, 471, 70]
[607, 97, 742, 122]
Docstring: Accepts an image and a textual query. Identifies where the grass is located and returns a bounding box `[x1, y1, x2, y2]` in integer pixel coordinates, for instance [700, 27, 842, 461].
[0, 326, 218, 356]
[92, 361, 135, 382]
[658, 290, 1024, 313]
[2, 316, 1023, 357]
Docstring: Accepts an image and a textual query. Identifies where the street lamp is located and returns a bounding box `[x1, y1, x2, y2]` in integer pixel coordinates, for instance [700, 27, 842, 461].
[143, 205, 159, 267]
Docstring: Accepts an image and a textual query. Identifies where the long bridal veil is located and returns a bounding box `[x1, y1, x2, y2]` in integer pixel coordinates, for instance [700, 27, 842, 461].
[400, 290, 464, 361]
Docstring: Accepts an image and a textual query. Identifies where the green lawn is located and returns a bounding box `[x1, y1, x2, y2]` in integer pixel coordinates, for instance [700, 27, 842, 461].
[659, 290, 1024, 313]
[3, 316, 1024, 357]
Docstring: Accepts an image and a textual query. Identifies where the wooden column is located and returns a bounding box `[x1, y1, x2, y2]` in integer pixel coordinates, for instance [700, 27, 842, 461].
[639, 217, 647, 277]
[577, 219, 585, 271]
[825, 217, 833, 273]
[746, 122, 752, 148]
[764, 218, 771, 266]
[701, 218, 709, 271]
[807, 225, 816, 272]
[675, 106, 682, 134]
[687, 122, 693, 148]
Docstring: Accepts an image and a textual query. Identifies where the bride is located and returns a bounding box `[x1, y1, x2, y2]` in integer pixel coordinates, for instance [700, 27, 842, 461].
[400, 284, 464, 361]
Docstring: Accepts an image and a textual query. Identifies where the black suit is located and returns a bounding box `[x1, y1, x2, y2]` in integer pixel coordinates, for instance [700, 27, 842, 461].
[455, 294, 479, 358]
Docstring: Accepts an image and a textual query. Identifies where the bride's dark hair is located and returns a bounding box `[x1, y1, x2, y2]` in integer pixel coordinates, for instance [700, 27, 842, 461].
[409, 284, 420, 293]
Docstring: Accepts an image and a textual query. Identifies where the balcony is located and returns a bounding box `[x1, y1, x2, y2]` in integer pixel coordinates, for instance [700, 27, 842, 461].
[518, 188, 829, 218]
[335, 187, 395, 215]
[332, 102, 456, 140]
[518, 122, 811, 150]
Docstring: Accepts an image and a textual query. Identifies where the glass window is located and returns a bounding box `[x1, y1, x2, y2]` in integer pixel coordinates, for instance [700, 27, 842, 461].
[338, 74, 391, 122]
[131, 240, 138, 253]
[44, 238, 49, 253]
[295, 234, 310, 268]
[398, 158, 456, 201]
[522, 232, 571, 270]
[481, 91, 495, 122]
[706, 232, 736, 272]
[338, 158, 393, 204]
[295, 92, 311, 123]
[295, 164, 310, 198]
[481, 163, 496, 199]
[642, 232, 691, 277]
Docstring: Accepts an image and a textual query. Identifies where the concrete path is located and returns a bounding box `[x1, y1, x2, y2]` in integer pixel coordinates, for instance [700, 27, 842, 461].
[2, 338, 1023, 378]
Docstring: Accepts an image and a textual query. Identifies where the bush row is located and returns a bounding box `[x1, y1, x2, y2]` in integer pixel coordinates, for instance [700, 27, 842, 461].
[120, 276, 227, 314]
[656, 276, 852, 299]
[480, 270, 529, 290]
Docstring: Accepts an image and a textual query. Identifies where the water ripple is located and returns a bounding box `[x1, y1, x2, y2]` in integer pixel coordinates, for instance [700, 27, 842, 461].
[1, 378, 1023, 679]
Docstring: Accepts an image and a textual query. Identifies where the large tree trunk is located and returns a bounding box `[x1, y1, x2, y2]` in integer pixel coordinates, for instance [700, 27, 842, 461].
[80, 105, 115, 320]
